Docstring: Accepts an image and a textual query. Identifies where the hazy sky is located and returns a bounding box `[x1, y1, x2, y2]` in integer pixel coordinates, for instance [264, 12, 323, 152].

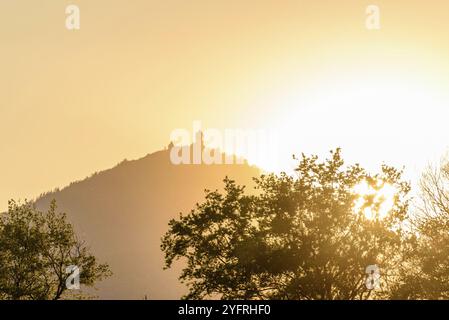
[1, 0, 449, 210]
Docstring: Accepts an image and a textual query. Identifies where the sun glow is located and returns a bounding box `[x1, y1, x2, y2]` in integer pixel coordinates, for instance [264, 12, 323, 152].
[352, 180, 397, 220]
[241, 66, 449, 177]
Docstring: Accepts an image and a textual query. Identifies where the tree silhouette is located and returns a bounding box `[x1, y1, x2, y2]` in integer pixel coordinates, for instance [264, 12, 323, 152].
[0, 200, 111, 300]
[391, 160, 449, 299]
[162, 149, 411, 299]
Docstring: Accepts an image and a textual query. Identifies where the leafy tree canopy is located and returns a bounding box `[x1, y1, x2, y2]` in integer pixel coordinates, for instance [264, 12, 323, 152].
[162, 149, 411, 299]
[0, 200, 111, 300]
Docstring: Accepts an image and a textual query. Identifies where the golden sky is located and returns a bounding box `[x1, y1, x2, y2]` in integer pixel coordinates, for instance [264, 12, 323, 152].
[1, 0, 449, 209]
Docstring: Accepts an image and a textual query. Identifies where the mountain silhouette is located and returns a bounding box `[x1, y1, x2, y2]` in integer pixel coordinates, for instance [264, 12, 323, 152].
[35, 143, 260, 299]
